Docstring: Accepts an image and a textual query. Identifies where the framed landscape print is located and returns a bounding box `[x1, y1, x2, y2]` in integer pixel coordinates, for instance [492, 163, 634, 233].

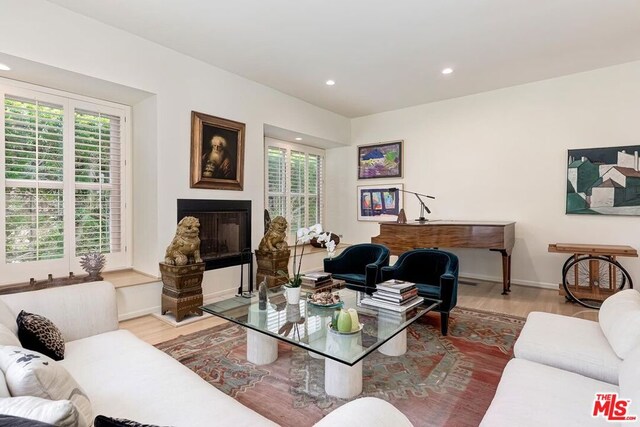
[566, 145, 640, 216]
[357, 184, 404, 221]
[358, 140, 403, 179]
[190, 111, 245, 190]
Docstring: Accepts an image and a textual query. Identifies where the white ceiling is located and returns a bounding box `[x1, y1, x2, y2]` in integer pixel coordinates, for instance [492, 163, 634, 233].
[46, 0, 640, 118]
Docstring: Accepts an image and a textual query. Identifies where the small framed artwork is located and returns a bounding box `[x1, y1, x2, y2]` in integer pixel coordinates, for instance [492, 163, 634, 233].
[357, 184, 404, 221]
[190, 111, 245, 190]
[358, 140, 403, 179]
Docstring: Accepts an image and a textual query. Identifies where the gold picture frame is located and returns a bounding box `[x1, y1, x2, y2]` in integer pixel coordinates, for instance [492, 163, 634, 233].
[190, 111, 245, 190]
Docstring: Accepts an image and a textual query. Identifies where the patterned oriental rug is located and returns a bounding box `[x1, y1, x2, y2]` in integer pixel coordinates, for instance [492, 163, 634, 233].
[156, 307, 524, 427]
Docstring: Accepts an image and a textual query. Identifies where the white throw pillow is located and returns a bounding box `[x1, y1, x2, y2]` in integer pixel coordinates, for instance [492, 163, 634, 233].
[0, 396, 80, 427]
[0, 369, 10, 398]
[599, 289, 640, 359]
[0, 323, 21, 347]
[618, 346, 640, 414]
[0, 346, 91, 427]
[0, 298, 17, 335]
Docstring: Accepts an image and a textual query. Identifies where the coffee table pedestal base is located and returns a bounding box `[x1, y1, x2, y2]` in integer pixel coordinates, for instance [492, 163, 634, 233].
[246, 329, 278, 365]
[325, 359, 363, 399]
[378, 329, 407, 356]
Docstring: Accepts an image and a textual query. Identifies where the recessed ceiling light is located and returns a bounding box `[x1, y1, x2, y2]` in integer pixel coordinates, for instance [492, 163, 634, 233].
[325, 80, 336, 86]
[295, 137, 302, 141]
[0, 63, 11, 71]
[441, 68, 453, 75]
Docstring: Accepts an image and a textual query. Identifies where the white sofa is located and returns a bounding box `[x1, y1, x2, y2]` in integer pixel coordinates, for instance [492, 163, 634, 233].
[481, 289, 640, 427]
[0, 281, 413, 427]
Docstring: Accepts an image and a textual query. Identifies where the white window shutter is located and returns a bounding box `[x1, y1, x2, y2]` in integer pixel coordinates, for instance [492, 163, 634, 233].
[265, 141, 324, 234]
[74, 109, 122, 256]
[4, 95, 65, 263]
[266, 146, 287, 218]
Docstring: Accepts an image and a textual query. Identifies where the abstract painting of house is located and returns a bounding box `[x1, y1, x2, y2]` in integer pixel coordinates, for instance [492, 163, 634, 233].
[566, 145, 640, 215]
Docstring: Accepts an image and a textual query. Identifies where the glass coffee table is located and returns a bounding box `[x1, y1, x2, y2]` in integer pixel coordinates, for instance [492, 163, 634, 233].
[201, 285, 440, 398]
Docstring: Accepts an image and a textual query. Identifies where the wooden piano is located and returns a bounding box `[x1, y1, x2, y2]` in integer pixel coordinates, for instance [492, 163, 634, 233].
[372, 220, 515, 295]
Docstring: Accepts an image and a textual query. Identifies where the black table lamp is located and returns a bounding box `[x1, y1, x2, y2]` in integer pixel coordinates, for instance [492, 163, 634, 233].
[388, 187, 435, 222]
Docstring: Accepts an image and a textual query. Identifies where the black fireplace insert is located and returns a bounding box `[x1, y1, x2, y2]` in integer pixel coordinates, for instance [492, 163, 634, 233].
[177, 199, 251, 270]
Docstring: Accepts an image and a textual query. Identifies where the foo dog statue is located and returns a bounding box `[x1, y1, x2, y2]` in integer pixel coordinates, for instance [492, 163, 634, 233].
[258, 216, 289, 253]
[164, 216, 203, 266]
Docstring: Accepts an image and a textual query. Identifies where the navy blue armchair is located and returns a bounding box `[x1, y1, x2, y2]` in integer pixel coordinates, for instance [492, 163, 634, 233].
[381, 249, 459, 335]
[324, 243, 390, 292]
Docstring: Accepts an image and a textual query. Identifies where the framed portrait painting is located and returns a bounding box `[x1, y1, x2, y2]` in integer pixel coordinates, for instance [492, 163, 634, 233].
[190, 111, 245, 190]
[358, 140, 403, 179]
[357, 184, 404, 221]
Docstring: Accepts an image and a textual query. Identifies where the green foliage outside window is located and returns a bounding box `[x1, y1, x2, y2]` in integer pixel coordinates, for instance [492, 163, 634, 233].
[4, 97, 119, 263]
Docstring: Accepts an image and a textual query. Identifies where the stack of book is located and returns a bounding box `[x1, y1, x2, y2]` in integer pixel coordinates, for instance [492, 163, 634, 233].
[301, 271, 332, 287]
[360, 279, 424, 312]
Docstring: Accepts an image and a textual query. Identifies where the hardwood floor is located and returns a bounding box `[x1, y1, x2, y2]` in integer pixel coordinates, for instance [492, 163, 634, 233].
[120, 314, 227, 346]
[120, 280, 598, 345]
[457, 279, 598, 320]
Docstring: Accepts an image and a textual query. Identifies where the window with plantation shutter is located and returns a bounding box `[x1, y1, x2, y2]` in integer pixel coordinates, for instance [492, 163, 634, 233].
[1, 82, 130, 284]
[264, 139, 324, 236]
[74, 109, 122, 255]
[4, 96, 65, 262]
[267, 146, 287, 218]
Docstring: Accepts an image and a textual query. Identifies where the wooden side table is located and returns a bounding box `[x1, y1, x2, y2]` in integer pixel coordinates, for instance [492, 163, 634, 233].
[549, 243, 637, 307]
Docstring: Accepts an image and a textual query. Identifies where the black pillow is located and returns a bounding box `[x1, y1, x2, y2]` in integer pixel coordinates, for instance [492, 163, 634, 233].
[94, 415, 170, 427]
[0, 414, 55, 426]
[16, 310, 65, 361]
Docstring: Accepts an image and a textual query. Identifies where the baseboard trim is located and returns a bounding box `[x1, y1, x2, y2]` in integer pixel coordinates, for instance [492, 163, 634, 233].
[459, 273, 558, 291]
[119, 306, 161, 322]
[118, 287, 239, 321]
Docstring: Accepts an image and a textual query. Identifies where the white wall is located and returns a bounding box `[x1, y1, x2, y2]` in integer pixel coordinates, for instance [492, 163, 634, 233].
[0, 0, 350, 317]
[131, 96, 159, 274]
[326, 61, 640, 288]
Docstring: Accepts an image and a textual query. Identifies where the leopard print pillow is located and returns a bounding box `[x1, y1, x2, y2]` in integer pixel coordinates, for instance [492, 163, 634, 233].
[16, 311, 65, 361]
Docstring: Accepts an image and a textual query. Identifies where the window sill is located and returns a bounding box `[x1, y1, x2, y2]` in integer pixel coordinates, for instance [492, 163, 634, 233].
[292, 242, 352, 256]
[102, 269, 160, 289]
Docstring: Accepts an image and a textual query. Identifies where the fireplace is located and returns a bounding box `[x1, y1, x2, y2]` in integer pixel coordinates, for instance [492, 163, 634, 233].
[177, 199, 251, 270]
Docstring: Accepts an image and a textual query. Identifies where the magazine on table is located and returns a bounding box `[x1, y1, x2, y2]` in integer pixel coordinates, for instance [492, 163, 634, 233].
[373, 288, 418, 302]
[360, 296, 424, 312]
[376, 279, 416, 294]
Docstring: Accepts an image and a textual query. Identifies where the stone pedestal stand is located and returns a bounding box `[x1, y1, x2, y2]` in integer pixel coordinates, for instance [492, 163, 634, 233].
[246, 330, 278, 365]
[160, 262, 205, 322]
[325, 359, 363, 399]
[378, 316, 408, 356]
[254, 248, 291, 288]
[324, 328, 364, 399]
[378, 330, 408, 356]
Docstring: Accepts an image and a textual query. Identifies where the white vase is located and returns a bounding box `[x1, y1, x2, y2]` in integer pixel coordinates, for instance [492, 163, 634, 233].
[285, 286, 301, 305]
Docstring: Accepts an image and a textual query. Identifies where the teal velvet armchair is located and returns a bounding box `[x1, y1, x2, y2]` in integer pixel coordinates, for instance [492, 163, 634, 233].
[381, 249, 459, 335]
[323, 243, 390, 292]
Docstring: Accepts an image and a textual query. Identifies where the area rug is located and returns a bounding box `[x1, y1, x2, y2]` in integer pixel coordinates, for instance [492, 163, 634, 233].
[156, 308, 524, 427]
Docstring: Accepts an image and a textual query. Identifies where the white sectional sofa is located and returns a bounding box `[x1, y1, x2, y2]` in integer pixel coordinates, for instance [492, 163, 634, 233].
[0, 281, 413, 427]
[481, 289, 640, 427]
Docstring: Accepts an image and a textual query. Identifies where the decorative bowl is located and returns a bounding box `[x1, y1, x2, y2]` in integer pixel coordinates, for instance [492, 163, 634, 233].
[310, 233, 341, 248]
